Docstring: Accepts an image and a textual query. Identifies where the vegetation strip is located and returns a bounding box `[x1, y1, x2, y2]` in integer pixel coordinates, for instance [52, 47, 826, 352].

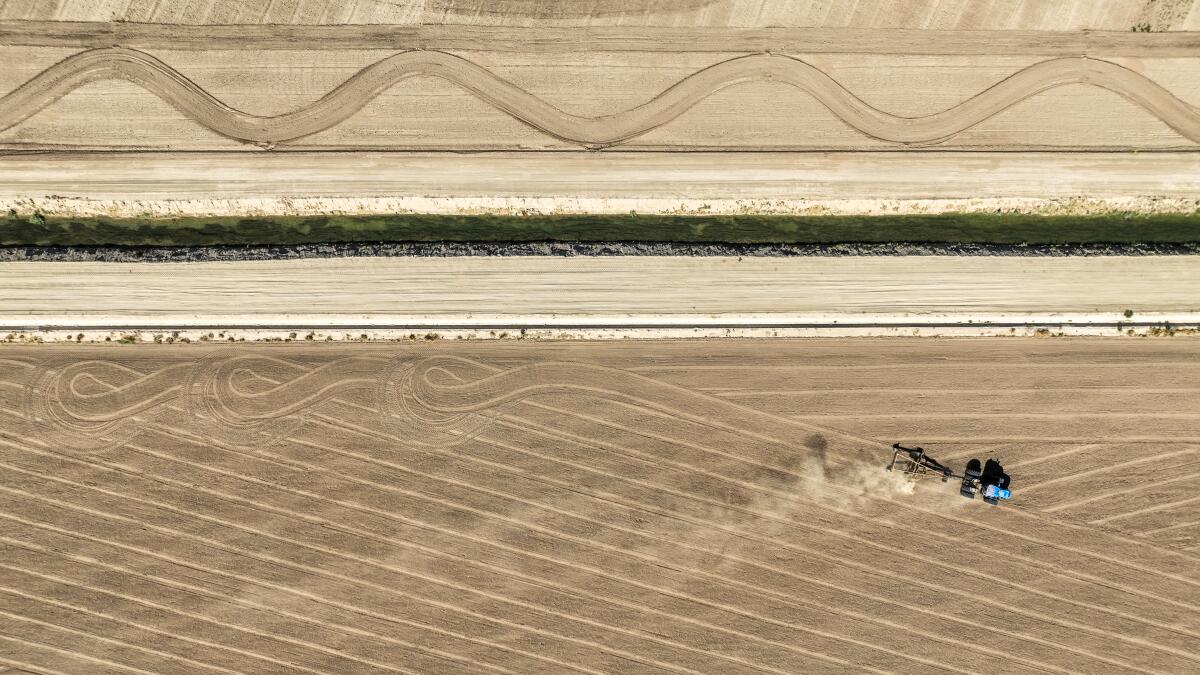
[3, 213, 1200, 248]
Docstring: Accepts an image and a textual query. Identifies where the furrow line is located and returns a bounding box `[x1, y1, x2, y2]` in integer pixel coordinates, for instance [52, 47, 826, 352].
[0, 503, 518, 674]
[110, 435, 876, 673]
[0, 564, 343, 675]
[0, 633, 145, 675]
[0, 484, 606, 675]
[498, 402, 1200, 626]
[1006, 444, 1105, 469]
[0, 535, 472, 675]
[1142, 519, 1200, 536]
[1019, 448, 1199, 491]
[472, 424, 1200, 667]
[0, 459, 711, 675]
[0, 608, 220, 674]
[299, 410, 1162, 671]
[299, 411, 1060, 673]
[522, 391, 1200, 587]
[1044, 470, 1200, 513]
[1092, 495, 1200, 525]
[0, 449, 845, 674]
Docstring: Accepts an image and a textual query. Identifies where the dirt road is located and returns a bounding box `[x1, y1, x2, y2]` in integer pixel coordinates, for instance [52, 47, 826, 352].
[1, 339, 1197, 672]
[2, 256, 1198, 337]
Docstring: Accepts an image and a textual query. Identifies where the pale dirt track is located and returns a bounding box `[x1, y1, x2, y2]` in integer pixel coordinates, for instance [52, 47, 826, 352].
[2, 257, 1198, 334]
[0, 339, 1198, 673]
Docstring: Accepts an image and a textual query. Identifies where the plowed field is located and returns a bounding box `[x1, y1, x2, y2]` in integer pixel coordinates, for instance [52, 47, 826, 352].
[1, 339, 1197, 673]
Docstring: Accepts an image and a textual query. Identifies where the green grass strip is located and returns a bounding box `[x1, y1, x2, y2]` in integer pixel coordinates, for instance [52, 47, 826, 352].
[3, 212, 1200, 246]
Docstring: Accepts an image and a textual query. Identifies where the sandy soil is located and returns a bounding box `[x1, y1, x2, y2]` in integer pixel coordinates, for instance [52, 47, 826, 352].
[0, 339, 1197, 673]
[6, 151, 1200, 218]
[2, 256, 1198, 337]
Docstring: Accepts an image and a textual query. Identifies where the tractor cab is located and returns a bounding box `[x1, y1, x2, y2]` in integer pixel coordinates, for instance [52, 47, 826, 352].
[960, 458, 1012, 504]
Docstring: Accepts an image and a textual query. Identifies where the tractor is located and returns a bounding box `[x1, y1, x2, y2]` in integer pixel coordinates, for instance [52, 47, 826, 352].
[888, 443, 1012, 504]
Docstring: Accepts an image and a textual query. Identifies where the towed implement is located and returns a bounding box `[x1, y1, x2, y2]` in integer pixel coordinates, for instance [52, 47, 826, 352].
[888, 443, 1012, 504]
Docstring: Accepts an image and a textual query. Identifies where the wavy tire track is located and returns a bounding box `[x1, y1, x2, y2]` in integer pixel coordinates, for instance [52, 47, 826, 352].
[2, 47, 1199, 146]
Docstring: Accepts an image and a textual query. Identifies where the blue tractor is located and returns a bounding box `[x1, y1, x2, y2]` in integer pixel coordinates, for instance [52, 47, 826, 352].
[960, 457, 1012, 504]
[889, 443, 1013, 504]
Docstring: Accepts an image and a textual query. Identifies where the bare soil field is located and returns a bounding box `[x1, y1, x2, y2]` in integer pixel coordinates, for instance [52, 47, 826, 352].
[2, 3, 1200, 216]
[1, 339, 1197, 673]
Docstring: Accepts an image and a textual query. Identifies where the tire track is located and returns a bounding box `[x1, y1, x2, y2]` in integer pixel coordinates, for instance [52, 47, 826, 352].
[1143, 518, 1200, 535]
[470, 413, 1200, 660]
[451, 391, 1200, 629]
[94, 440, 877, 673]
[0, 536, 488, 675]
[0, 426, 869, 673]
[0, 457, 799, 675]
[0, 437, 1041, 672]
[0, 460, 718, 675]
[0, 562, 384, 675]
[0, 585, 298, 675]
[0, 508, 537, 675]
[2, 406, 992, 673]
[1091, 495, 1200, 525]
[283, 417, 1070, 667]
[0, 608, 219, 675]
[489, 389, 1200, 598]
[18, 372, 1190, 667]
[1044, 470, 1200, 514]
[15, 354, 1200, 595]
[1018, 447, 1199, 492]
[152, 402, 1183, 672]
[2, 48, 1200, 146]
[0, 633, 143, 675]
[487, 386, 1200, 593]
[0, 478, 854, 674]
[6, 347, 1198, 672]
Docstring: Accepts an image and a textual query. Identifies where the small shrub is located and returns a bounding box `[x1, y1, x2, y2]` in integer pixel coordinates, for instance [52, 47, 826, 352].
[5, 209, 16, 222]
[1123, 309, 1134, 319]
[28, 212, 45, 225]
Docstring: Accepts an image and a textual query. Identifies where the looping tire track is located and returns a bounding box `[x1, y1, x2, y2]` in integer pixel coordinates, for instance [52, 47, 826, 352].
[6, 348, 1200, 673]
[3, 47, 1200, 146]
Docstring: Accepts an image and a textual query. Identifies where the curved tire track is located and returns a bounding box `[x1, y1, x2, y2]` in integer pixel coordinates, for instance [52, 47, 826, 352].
[2, 48, 1199, 146]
